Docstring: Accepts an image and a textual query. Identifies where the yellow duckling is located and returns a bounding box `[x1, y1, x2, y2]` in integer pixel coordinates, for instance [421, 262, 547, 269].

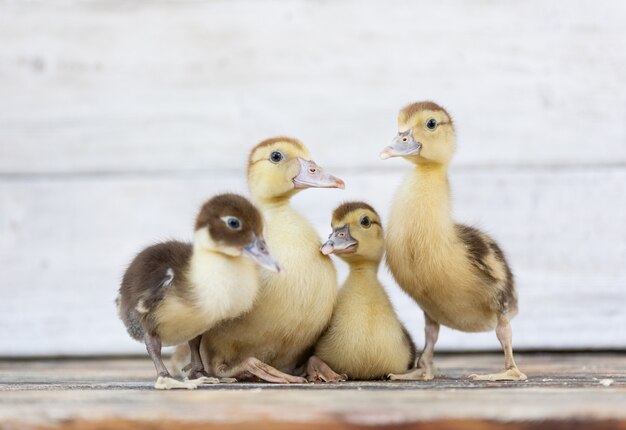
[173, 137, 345, 383]
[310, 202, 416, 381]
[380, 101, 527, 382]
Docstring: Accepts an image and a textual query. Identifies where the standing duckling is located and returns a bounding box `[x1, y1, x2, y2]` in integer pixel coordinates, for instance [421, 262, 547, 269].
[310, 202, 416, 381]
[380, 102, 527, 381]
[116, 193, 280, 389]
[186, 137, 345, 383]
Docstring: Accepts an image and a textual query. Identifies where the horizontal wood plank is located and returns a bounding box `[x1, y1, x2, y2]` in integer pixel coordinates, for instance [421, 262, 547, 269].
[1, 354, 626, 428]
[1, 167, 624, 356]
[1, 0, 625, 174]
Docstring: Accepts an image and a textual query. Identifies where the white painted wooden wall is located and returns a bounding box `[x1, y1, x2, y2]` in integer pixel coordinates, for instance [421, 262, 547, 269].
[1, 0, 625, 356]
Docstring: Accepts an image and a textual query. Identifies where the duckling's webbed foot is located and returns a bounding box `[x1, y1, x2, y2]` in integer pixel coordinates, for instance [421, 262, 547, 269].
[216, 357, 308, 384]
[155, 375, 198, 390]
[469, 368, 527, 381]
[469, 315, 527, 382]
[388, 367, 434, 381]
[186, 369, 220, 385]
[185, 334, 220, 384]
[306, 355, 347, 383]
[144, 333, 197, 390]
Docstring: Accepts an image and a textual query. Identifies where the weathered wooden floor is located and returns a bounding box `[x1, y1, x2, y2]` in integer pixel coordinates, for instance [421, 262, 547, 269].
[1, 353, 625, 429]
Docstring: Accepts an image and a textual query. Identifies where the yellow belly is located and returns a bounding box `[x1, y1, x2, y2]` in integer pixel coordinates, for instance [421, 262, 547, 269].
[385, 231, 499, 333]
[315, 277, 413, 379]
[202, 205, 338, 372]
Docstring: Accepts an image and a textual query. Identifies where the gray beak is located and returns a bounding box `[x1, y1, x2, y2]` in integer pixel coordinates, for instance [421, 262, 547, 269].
[243, 235, 282, 273]
[380, 130, 421, 160]
[320, 225, 358, 255]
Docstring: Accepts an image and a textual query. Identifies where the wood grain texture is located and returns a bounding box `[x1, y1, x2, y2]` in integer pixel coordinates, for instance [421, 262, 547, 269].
[1, 354, 626, 429]
[0, 0, 624, 355]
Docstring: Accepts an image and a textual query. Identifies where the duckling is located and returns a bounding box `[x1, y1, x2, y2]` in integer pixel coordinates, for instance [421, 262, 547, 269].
[173, 137, 345, 383]
[116, 193, 280, 389]
[380, 102, 527, 382]
[309, 202, 417, 381]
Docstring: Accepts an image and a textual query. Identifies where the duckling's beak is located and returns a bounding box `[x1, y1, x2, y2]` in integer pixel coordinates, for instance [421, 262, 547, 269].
[293, 158, 345, 189]
[380, 130, 421, 160]
[244, 235, 282, 273]
[320, 225, 358, 255]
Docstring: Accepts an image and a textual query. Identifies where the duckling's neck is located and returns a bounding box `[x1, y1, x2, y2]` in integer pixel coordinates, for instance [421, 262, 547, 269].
[342, 261, 390, 303]
[348, 260, 379, 274]
[188, 243, 240, 282]
[254, 194, 294, 209]
[408, 162, 454, 239]
[189, 244, 217, 273]
[345, 261, 380, 287]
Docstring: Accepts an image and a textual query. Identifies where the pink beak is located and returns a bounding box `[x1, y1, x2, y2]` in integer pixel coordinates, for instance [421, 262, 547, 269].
[293, 158, 345, 189]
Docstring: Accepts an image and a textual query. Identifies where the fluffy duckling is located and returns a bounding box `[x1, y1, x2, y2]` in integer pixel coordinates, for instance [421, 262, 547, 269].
[116, 193, 280, 389]
[175, 137, 344, 383]
[310, 202, 416, 381]
[380, 102, 527, 381]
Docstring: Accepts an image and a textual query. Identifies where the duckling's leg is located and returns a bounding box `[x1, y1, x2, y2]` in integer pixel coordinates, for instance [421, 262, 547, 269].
[215, 357, 308, 384]
[185, 335, 219, 385]
[306, 355, 347, 383]
[144, 333, 197, 390]
[388, 313, 439, 381]
[169, 344, 190, 378]
[469, 315, 527, 381]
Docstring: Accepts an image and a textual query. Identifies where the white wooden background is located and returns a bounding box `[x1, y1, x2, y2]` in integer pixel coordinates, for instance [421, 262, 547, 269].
[1, 0, 625, 356]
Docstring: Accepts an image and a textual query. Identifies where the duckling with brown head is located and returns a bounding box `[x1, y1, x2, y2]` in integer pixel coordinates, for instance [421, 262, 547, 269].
[117, 193, 280, 389]
[380, 102, 526, 381]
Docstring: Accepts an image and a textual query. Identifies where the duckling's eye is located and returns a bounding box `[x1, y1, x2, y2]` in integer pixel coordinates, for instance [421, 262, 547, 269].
[426, 118, 438, 130]
[269, 151, 284, 163]
[360, 216, 371, 228]
[222, 216, 242, 231]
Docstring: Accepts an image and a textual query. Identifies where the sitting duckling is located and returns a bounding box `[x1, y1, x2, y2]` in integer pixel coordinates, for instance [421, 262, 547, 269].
[380, 101, 527, 381]
[172, 137, 345, 383]
[309, 202, 416, 381]
[116, 193, 280, 389]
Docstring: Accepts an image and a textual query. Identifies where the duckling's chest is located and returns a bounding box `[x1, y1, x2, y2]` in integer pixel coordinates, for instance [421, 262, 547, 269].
[317, 280, 411, 377]
[155, 256, 259, 345]
[189, 255, 259, 318]
[261, 206, 337, 318]
[386, 173, 496, 330]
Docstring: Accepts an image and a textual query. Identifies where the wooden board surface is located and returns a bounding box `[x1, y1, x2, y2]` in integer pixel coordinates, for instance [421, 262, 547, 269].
[0, 0, 625, 356]
[1, 353, 626, 429]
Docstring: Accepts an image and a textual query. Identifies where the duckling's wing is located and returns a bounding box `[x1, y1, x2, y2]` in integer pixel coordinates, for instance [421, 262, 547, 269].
[455, 224, 516, 313]
[455, 224, 512, 281]
[455, 224, 493, 277]
[120, 241, 192, 315]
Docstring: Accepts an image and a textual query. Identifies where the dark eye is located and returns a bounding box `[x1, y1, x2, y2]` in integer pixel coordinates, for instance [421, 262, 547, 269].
[360, 216, 371, 228]
[222, 216, 242, 231]
[270, 151, 284, 163]
[426, 118, 437, 130]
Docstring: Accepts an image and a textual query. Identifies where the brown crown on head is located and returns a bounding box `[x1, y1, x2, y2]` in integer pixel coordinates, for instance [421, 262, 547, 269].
[195, 193, 263, 247]
[332, 201, 379, 225]
[399, 101, 453, 125]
